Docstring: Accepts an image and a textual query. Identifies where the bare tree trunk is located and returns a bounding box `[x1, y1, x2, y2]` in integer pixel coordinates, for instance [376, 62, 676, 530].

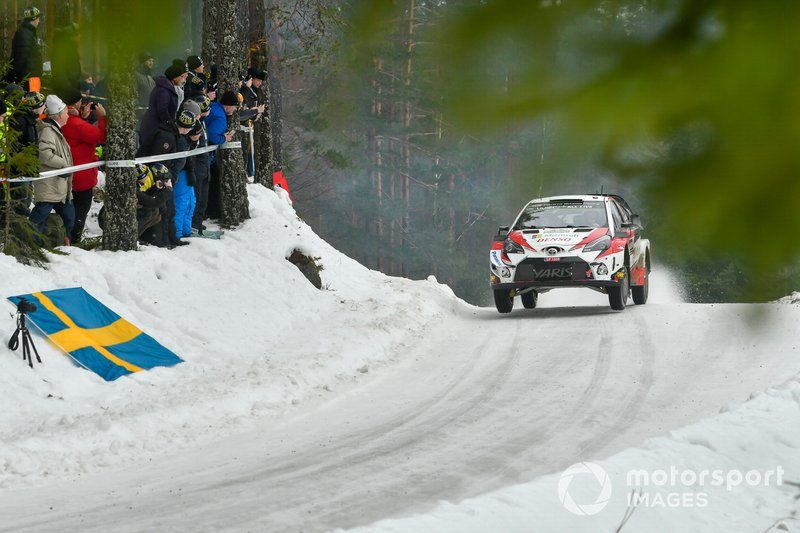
[203, 0, 249, 227]
[100, 6, 138, 251]
[249, 0, 274, 187]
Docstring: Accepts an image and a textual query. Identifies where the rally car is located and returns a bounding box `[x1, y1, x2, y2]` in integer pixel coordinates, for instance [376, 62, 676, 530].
[489, 194, 651, 313]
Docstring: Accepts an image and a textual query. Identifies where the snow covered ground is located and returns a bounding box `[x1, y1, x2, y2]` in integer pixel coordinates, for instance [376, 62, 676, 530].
[0, 185, 460, 488]
[1, 185, 799, 532]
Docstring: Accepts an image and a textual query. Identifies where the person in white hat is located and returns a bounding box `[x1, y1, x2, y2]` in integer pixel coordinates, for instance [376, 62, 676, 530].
[29, 94, 75, 244]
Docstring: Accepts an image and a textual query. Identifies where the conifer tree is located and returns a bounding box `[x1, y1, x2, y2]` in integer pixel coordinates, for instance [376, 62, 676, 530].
[0, 82, 48, 265]
[202, 0, 250, 227]
[248, 0, 275, 188]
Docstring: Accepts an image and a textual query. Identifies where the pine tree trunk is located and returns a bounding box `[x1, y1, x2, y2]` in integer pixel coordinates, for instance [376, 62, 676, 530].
[268, 9, 284, 173]
[203, 0, 249, 227]
[0, 4, 11, 61]
[202, 1, 219, 62]
[101, 32, 138, 251]
[53, 1, 73, 25]
[249, 0, 274, 187]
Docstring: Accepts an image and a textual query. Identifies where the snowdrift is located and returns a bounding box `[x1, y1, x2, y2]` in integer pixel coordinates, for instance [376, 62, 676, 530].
[0, 185, 464, 488]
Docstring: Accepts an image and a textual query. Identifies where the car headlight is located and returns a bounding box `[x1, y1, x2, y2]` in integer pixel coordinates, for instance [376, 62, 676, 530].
[583, 234, 611, 253]
[503, 239, 524, 254]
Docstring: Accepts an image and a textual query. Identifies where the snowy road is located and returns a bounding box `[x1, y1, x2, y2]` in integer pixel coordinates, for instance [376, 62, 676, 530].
[1, 295, 798, 532]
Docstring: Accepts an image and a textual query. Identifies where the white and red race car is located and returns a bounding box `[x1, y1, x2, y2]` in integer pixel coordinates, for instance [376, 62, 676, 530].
[489, 194, 651, 313]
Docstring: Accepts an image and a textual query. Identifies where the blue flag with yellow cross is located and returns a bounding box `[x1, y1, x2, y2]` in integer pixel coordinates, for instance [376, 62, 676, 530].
[8, 287, 182, 381]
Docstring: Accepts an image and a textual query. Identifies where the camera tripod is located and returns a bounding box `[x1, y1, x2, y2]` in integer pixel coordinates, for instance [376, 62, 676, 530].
[8, 307, 41, 368]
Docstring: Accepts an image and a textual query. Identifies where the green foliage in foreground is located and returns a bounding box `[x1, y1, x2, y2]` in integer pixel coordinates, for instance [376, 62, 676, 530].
[348, 0, 800, 300]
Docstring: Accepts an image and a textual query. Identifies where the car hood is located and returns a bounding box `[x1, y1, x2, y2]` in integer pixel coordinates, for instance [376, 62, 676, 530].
[509, 227, 609, 252]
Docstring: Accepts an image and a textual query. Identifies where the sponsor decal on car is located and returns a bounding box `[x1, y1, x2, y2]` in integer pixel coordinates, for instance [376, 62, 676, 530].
[532, 266, 573, 279]
[491, 251, 503, 267]
[536, 235, 575, 243]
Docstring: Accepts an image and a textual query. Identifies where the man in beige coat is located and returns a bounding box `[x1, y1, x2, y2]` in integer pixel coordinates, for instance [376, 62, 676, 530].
[29, 95, 75, 242]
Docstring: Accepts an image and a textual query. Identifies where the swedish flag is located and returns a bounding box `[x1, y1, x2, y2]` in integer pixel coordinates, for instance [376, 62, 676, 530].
[8, 287, 182, 381]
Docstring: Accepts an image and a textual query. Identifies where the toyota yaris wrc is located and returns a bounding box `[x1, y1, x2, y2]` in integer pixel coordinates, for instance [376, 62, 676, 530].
[489, 194, 651, 313]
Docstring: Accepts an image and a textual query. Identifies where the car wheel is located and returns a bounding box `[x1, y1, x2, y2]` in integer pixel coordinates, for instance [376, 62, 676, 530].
[493, 289, 514, 313]
[521, 290, 538, 309]
[631, 268, 649, 305]
[608, 267, 630, 311]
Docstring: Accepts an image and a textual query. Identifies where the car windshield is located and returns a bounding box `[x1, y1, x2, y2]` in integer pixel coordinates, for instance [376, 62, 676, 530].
[515, 201, 607, 229]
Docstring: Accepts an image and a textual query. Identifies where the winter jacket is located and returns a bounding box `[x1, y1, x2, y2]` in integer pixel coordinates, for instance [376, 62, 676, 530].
[6, 21, 43, 83]
[35, 119, 73, 203]
[193, 120, 211, 181]
[139, 76, 179, 146]
[137, 120, 189, 181]
[14, 109, 39, 147]
[240, 85, 259, 110]
[9, 109, 39, 175]
[205, 102, 229, 162]
[134, 66, 156, 109]
[62, 111, 107, 192]
[137, 187, 166, 210]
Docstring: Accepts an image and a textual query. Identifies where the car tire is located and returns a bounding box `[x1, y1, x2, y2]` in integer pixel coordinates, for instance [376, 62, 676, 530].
[521, 290, 538, 309]
[608, 267, 630, 311]
[494, 289, 514, 313]
[631, 268, 649, 305]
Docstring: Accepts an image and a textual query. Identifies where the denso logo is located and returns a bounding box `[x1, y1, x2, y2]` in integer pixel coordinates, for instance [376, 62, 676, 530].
[536, 237, 574, 243]
[534, 267, 573, 279]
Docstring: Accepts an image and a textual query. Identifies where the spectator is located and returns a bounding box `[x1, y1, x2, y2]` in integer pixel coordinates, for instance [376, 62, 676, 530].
[190, 95, 212, 234]
[187, 55, 205, 82]
[80, 73, 95, 95]
[134, 52, 156, 125]
[134, 163, 167, 243]
[5, 7, 44, 91]
[136, 110, 195, 247]
[185, 73, 206, 100]
[51, 23, 82, 97]
[137, 162, 173, 245]
[204, 90, 238, 220]
[5, 90, 45, 215]
[30, 95, 74, 243]
[139, 59, 187, 146]
[62, 90, 107, 244]
[173, 110, 199, 239]
[206, 79, 218, 103]
[240, 69, 266, 177]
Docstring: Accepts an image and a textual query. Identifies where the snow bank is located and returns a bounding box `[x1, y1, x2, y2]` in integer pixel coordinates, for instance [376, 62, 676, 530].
[776, 292, 800, 304]
[0, 185, 465, 488]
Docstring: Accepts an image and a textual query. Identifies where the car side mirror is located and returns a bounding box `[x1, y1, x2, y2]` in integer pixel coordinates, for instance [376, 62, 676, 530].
[622, 214, 643, 229]
[497, 225, 510, 238]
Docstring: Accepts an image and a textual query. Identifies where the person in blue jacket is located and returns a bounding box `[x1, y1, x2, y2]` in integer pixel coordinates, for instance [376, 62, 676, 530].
[204, 89, 237, 220]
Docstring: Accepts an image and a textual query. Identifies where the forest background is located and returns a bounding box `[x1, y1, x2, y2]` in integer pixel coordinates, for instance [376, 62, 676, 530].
[2, 0, 797, 305]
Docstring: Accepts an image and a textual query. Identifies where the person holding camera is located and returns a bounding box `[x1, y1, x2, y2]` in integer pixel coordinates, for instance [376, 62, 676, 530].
[134, 163, 167, 243]
[61, 90, 106, 244]
[136, 110, 197, 247]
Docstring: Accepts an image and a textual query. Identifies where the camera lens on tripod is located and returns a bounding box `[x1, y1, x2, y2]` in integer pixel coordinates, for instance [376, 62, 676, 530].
[17, 299, 37, 313]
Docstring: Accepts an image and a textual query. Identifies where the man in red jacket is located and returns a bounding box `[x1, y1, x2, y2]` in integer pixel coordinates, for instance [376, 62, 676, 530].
[61, 90, 106, 244]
